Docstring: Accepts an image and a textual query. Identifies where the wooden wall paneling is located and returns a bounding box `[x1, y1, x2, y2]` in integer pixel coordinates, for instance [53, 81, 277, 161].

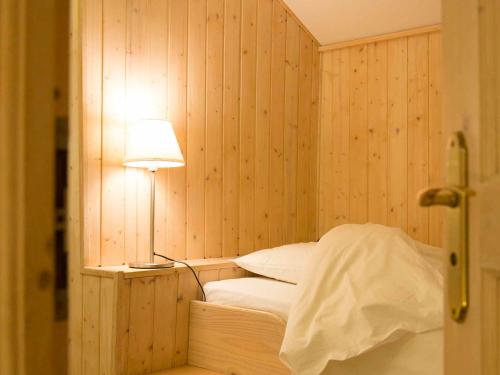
[367, 41, 388, 225]
[318, 32, 442, 244]
[148, 0, 170, 258]
[83, 0, 320, 264]
[284, 15, 300, 243]
[309, 43, 320, 240]
[222, 0, 241, 257]
[205, 0, 224, 258]
[268, 0, 286, 247]
[348, 45, 368, 223]
[128, 277, 155, 374]
[82, 0, 103, 266]
[317, 31, 443, 245]
[101, 0, 126, 265]
[387, 37, 408, 231]
[82, 276, 101, 375]
[254, 0, 273, 250]
[152, 274, 179, 371]
[428, 32, 444, 247]
[318, 51, 334, 235]
[332, 48, 351, 229]
[124, 0, 140, 264]
[115, 274, 131, 375]
[174, 271, 199, 366]
[407, 34, 430, 243]
[187, 0, 207, 259]
[296, 31, 313, 242]
[239, 0, 258, 254]
[99, 277, 115, 375]
[166, 0, 188, 260]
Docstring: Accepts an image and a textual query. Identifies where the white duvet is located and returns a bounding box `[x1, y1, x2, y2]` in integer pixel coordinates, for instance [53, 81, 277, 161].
[279, 224, 443, 375]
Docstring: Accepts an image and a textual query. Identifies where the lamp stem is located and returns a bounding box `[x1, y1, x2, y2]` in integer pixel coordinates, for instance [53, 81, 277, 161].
[150, 169, 156, 263]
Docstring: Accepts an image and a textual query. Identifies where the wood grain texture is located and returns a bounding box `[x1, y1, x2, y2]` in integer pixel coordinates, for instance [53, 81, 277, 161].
[174, 271, 199, 367]
[407, 34, 430, 243]
[284, 15, 300, 244]
[254, 0, 273, 250]
[334, 49, 351, 228]
[166, 0, 188, 260]
[221, 0, 241, 257]
[205, 0, 224, 258]
[82, 0, 103, 266]
[101, 0, 126, 265]
[238, 0, 258, 255]
[152, 274, 179, 371]
[318, 31, 443, 246]
[348, 44, 368, 224]
[188, 302, 289, 375]
[268, 1, 287, 247]
[186, 0, 207, 259]
[428, 32, 444, 247]
[82, 276, 101, 375]
[367, 41, 388, 225]
[79, 260, 250, 374]
[387, 37, 409, 232]
[99, 277, 115, 375]
[296, 31, 314, 242]
[81, 0, 320, 265]
[128, 277, 155, 374]
[154, 365, 223, 375]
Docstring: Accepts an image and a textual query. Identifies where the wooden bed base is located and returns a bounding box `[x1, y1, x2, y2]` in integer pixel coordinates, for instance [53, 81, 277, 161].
[188, 301, 291, 375]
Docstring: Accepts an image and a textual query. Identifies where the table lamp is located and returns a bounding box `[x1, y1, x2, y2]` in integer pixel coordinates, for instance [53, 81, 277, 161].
[124, 119, 184, 268]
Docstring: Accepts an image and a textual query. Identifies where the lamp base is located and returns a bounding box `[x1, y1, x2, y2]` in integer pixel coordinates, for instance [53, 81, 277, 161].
[128, 261, 175, 269]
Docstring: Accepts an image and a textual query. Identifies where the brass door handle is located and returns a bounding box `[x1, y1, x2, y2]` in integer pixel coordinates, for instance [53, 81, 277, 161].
[418, 187, 460, 208]
[417, 132, 471, 322]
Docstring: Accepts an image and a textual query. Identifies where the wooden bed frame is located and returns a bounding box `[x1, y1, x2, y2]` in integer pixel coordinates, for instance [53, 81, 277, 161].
[188, 301, 291, 375]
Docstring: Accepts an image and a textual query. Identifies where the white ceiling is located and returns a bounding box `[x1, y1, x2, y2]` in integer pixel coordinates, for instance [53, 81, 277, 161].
[283, 0, 441, 45]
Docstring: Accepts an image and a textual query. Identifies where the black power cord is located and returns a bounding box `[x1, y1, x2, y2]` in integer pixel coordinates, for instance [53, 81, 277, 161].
[153, 252, 206, 302]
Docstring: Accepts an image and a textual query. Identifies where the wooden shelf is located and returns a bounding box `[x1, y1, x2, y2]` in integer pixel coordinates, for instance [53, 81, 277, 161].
[82, 257, 237, 279]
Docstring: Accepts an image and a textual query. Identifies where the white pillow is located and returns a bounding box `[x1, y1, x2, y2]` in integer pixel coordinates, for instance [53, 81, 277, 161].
[233, 242, 317, 284]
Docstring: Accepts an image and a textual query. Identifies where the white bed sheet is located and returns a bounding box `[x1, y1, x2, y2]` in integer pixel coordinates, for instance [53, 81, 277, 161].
[322, 328, 443, 375]
[204, 276, 296, 320]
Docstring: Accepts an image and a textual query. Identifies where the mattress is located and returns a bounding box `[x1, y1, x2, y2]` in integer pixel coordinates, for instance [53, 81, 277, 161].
[204, 276, 296, 320]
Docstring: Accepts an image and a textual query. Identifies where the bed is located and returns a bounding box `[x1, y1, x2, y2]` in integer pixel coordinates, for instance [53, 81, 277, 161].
[189, 276, 443, 375]
[188, 224, 444, 375]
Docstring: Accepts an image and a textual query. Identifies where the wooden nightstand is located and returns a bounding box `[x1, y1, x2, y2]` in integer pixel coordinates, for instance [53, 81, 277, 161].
[80, 258, 247, 374]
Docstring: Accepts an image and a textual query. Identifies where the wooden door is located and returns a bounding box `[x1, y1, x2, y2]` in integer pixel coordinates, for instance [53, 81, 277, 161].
[0, 0, 57, 373]
[442, 0, 500, 373]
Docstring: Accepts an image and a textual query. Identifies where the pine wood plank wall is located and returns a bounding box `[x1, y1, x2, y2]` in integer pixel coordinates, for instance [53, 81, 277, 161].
[318, 30, 444, 246]
[82, 0, 320, 266]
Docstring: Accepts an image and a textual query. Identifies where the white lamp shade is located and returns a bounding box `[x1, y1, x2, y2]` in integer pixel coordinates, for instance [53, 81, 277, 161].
[124, 119, 184, 170]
